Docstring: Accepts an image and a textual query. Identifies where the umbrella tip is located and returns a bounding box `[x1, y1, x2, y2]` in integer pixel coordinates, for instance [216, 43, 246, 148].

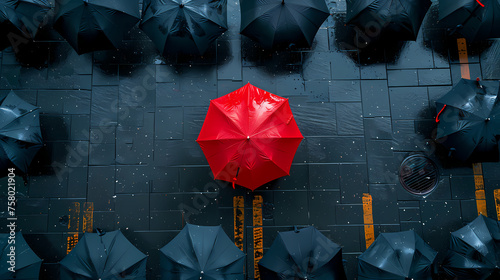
[476, 77, 481, 82]
[282, 0, 285, 4]
[180, 3, 184, 8]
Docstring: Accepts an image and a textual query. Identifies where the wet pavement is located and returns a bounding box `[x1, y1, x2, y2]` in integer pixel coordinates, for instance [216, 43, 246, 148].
[1, 0, 500, 279]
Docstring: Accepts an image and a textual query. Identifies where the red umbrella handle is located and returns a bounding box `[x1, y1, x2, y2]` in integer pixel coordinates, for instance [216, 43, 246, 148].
[232, 177, 237, 189]
[436, 104, 447, 123]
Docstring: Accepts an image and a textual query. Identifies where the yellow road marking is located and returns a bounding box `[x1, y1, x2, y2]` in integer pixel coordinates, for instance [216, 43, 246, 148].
[458, 39, 487, 217]
[473, 163, 487, 216]
[66, 202, 80, 254]
[233, 196, 244, 251]
[253, 195, 263, 280]
[362, 193, 375, 249]
[82, 202, 94, 233]
[457, 38, 470, 79]
[494, 189, 500, 220]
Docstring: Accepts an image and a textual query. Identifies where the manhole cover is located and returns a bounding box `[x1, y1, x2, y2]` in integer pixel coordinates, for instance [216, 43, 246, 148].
[399, 155, 439, 195]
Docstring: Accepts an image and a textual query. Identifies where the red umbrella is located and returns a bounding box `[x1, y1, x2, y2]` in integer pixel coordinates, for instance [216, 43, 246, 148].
[197, 83, 303, 191]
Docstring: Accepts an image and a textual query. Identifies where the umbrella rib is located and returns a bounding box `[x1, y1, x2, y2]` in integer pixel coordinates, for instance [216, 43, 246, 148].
[0, 107, 38, 132]
[211, 102, 246, 137]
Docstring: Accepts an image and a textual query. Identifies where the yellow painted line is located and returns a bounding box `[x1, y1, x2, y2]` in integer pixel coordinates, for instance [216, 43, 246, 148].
[233, 196, 244, 251]
[494, 189, 500, 220]
[82, 202, 94, 233]
[472, 163, 487, 216]
[458, 39, 487, 217]
[66, 202, 80, 254]
[362, 193, 375, 249]
[253, 195, 263, 280]
[457, 38, 470, 79]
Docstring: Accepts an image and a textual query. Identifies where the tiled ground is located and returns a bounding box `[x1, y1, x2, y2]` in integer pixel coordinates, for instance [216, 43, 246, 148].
[1, 0, 500, 279]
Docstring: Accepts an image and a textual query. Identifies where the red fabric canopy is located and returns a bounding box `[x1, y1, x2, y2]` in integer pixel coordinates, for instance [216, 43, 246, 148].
[197, 83, 304, 191]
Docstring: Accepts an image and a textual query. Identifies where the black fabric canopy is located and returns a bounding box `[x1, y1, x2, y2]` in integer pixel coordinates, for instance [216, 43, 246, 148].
[346, 0, 431, 41]
[258, 226, 346, 280]
[0, 0, 50, 50]
[442, 215, 500, 280]
[439, 0, 500, 41]
[240, 0, 330, 49]
[140, 0, 227, 55]
[53, 0, 141, 54]
[60, 230, 147, 279]
[0, 233, 42, 280]
[0, 90, 43, 174]
[435, 78, 500, 161]
[357, 230, 437, 280]
[160, 223, 245, 280]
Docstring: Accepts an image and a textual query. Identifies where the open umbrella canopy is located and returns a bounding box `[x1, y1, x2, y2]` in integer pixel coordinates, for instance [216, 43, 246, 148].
[59, 230, 147, 280]
[435, 78, 500, 161]
[0, 0, 50, 50]
[0, 90, 42, 174]
[196, 83, 303, 191]
[0, 233, 42, 280]
[439, 0, 500, 41]
[346, 0, 431, 41]
[258, 226, 347, 280]
[442, 215, 500, 279]
[357, 230, 437, 280]
[53, 0, 141, 54]
[240, 0, 330, 49]
[160, 224, 245, 280]
[140, 0, 227, 55]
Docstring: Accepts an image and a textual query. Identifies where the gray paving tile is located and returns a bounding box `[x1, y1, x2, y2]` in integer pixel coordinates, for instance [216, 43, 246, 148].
[302, 52, 331, 80]
[305, 80, 329, 102]
[387, 41, 434, 69]
[330, 80, 361, 102]
[308, 137, 366, 163]
[389, 87, 430, 120]
[340, 164, 368, 204]
[217, 39, 242, 80]
[115, 193, 149, 230]
[309, 164, 340, 190]
[360, 64, 387, 79]
[418, 68, 452, 86]
[273, 191, 309, 226]
[336, 102, 364, 135]
[155, 107, 183, 140]
[387, 70, 418, 87]
[420, 200, 462, 252]
[370, 184, 399, 224]
[289, 97, 337, 136]
[360, 80, 390, 117]
[331, 51, 360, 80]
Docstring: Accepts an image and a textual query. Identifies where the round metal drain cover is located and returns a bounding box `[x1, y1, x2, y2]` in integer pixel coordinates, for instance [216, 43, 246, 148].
[399, 155, 439, 195]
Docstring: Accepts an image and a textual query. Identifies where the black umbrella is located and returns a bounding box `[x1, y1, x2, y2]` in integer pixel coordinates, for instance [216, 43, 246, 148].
[357, 230, 437, 280]
[0, 0, 50, 50]
[0, 233, 42, 280]
[258, 226, 346, 280]
[435, 78, 500, 161]
[53, 0, 141, 54]
[160, 224, 245, 280]
[439, 0, 500, 41]
[346, 0, 432, 41]
[442, 215, 500, 280]
[240, 0, 330, 49]
[140, 0, 227, 55]
[60, 230, 147, 280]
[0, 91, 43, 174]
